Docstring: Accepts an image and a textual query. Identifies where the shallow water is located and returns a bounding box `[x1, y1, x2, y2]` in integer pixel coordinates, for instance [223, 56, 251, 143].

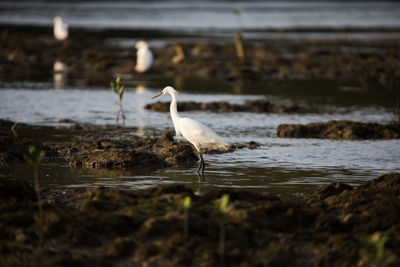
[2, 0, 400, 42]
[2, 0, 400, 29]
[1, 79, 399, 197]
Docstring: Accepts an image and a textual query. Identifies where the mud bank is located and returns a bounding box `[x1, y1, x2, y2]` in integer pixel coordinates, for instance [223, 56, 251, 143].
[0, 120, 196, 169]
[1, 25, 400, 88]
[0, 119, 248, 171]
[277, 120, 400, 140]
[145, 99, 300, 113]
[1, 173, 399, 266]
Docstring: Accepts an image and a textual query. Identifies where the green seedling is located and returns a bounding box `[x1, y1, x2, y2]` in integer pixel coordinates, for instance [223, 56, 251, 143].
[26, 146, 45, 245]
[214, 194, 231, 267]
[232, 7, 245, 60]
[232, 7, 241, 15]
[11, 121, 18, 138]
[180, 196, 192, 239]
[214, 194, 231, 214]
[359, 232, 389, 267]
[110, 76, 126, 128]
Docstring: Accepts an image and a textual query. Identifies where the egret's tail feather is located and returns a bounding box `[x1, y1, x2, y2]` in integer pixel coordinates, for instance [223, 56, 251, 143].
[205, 138, 230, 151]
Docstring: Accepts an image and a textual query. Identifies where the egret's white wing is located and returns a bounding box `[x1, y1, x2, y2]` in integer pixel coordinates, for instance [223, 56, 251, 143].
[179, 117, 229, 150]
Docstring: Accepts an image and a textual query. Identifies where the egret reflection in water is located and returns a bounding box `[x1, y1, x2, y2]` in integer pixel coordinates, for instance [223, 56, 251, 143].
[53, 60, 67, 90]
[135, 84, 148, 136]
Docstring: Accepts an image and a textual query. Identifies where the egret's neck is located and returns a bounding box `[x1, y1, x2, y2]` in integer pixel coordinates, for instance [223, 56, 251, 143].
[170, 93, 180, 122]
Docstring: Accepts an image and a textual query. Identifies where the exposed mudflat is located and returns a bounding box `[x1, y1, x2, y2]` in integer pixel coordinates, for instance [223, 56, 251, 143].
[1, 173, 399, 266]
[277, 120, 400, 140]
[1, 25, 400, 88]
[0, 120, 196, 170]
[0, 119, 254, 172]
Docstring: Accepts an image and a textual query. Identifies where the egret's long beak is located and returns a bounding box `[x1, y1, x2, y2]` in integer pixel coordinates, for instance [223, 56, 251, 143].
[152, 91, 163, 99]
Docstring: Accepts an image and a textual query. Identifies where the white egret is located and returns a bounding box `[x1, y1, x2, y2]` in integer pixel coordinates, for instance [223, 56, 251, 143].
[53, 16, 68, 41]
[152, 86, 229, 175]
[135, 41, 153, 73]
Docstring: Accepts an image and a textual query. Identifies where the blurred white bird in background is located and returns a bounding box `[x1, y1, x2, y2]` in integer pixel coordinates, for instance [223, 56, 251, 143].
[135, 41, 153, 73]
[53, 16, 68, 41]
[152, 86, 229, 176]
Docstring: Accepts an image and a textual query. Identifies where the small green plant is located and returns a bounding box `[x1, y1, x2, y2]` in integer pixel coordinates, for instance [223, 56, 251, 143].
[232, 7, 241, 15]
[26, 146, 45, 245]
[359, 232, 389, 267]
[180, 196, 192, 239]
[232, 7, 245, 60]
[110, 76, 126, 128]
[11, 121, 18, 138]
[214, 194, 231, 267]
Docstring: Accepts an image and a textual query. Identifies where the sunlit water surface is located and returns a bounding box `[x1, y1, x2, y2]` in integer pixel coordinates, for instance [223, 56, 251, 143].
[0, 81, 399, 197]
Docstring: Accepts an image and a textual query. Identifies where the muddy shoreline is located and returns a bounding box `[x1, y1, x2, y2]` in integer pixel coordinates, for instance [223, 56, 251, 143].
[1, 24, 400, 88]
[1, 171, 400, 266]
[0, 119, 255, 170]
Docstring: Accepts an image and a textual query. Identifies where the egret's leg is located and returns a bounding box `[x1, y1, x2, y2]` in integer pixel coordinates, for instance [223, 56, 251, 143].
[194, 144, 205, 178]
[197, 153, 205, 182]
[199, 153, 205, 175]
[197, 153, 203, 174]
